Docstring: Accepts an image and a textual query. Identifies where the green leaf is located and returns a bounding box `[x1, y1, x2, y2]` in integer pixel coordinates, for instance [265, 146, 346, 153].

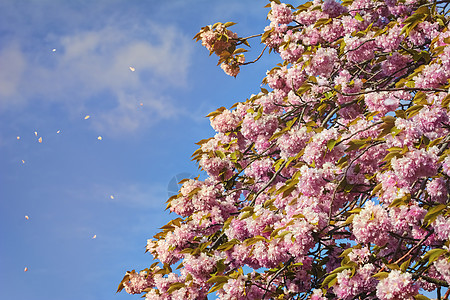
[423, 204, 447, 226]
[314, 18, 332, 28]
[296, 83, 312, 95]
[428, 137, 443, 149]
[330, 265, 353, 274]
[414, 295, 431, 300]
[355, 13, 364, 22]
[224, 22, 237, 27]
[116, 274, 130, 293]
[208, 282, 227, 294]
[339, 248, 354, 258]
[423, 248, 447, 266]
[327, 276, 338, 288]
[400, 258, 411, 272]
[371, 183, 382, 196]
[378, 116, 396, 138]
[372, 272, 389, 280]
[217, 239, 240, 251]
[348, 208, 362, 214]
[386, 263, 400, 270]
[207, 275, 229, 284]
[215, 150, 226, 159]
[389, 197, 408, 207]
[167, 282, 185, 294]
[261, 28, 274, 43]
[321, 273, 338, 288]
[239, 211, 253, 220]
[406, 105, 423, 118]
[244, 235, 267, 246]
[206, 107, 226, 118]
[327, 139, 337, 151]
[233, 48, 248, 54]
[343, 214, 355, 226]
[341, 0, 353, 6]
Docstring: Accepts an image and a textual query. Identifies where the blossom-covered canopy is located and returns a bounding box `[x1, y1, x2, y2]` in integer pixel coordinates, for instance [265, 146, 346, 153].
[120, 0, 450, 299]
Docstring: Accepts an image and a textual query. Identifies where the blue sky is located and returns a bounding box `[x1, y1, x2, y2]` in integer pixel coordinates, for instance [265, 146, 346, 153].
[0, 1, 279, 299]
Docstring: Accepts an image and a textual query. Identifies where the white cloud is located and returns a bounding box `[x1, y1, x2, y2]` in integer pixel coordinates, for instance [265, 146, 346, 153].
[0, 43, 26, 101]
[91, 91, 180, 135]
[0, 12, 194, 135]
[88, 181, 169, 209]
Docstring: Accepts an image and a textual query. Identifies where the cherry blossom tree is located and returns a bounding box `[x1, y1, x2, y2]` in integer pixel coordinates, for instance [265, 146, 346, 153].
[118, 0, 450, 299]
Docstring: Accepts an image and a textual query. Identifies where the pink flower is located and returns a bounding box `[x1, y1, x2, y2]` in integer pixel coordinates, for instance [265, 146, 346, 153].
[352, 200, 391, 246]
[433, 215, 450, 241]
[277, 125, 311, 159]
[344, 34, 376, 63]
[376, 270, 418, 300]
[443, 156, 450, 176]
[311, 289, 327, 300]
[381, 52, 411, 77]
[241, 113, 278, 143]
[322, 0, 347, 18]
[306, 47, 338, 77]
[333, 264, 377, 300]
[427, 177, 448, 203]
[268, 2, 293, 25]
[389, 204, 427, 239]
[434, 257, 450, 284]
[375, 25, 403, 52]
[364, 91, 399, 115]
[391, 148, 439, 185]
[123, 271, 153, 295]
[220, 61, 241, 77]
[210, 109, 240, 133]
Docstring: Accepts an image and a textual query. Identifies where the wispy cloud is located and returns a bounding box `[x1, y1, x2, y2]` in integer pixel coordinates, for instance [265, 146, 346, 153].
[0, 2, 194, 135]
[87, 181, 169, 209]
[0, 42, 27, 102]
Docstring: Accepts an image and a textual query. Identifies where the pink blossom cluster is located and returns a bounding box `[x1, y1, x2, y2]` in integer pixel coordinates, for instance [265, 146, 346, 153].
[389, 204, 426, 238]
[344, 34, 376, 63]
[375, 270, 418, 300]
[279, 30, 305, 62]
[305, 47, 338, 77]
[217, 273, 265, 300]
[390, 147, 439, 186]
[333, 264, 377, 300]
[123, 271, 153, 294]
[352, 200, 391, 246]
[268, 2, 293, 26]
[364, 91, 400, 115]
[210, 109, 241, 133]
[434, 257, 450, 284]
[195, 23, 245, 76]
[198, 23, 237, 56]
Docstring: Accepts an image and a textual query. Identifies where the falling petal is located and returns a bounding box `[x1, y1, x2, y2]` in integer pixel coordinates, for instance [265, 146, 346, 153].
[38, 137, 42, 143]
[52, 49, 56, 52]
[97, 136, 102, 141]
[24, 267, 28, 272]
[110, 195, 114, 200]
[17, 136, 20, 140]
[92, 235, 97, 239]
[84, 115, 90, 120]
[57, 130, 61, 134]
[25, 215, 29, 220]
[129, 66, 135, 72]
[140, 103, 144, 106]
[22, 160, 25, 164]
[34, 131, 38, 136]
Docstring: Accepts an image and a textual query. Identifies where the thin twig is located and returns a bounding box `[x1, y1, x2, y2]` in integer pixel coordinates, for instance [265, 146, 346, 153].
[242, 45, 268, 66]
